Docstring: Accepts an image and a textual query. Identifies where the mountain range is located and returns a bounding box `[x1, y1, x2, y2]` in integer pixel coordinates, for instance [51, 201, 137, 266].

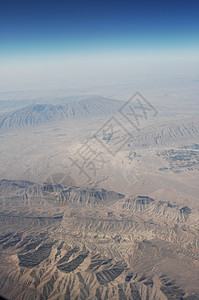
[0, 97, 123, 131]
[0, 179, 199, 299]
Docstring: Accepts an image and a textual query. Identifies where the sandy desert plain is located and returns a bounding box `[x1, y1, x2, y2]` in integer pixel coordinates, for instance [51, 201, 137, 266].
[0, 82, 199, 299]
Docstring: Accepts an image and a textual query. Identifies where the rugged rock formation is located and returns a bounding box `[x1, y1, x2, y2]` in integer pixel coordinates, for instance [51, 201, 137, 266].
[0, 180, 199, 299]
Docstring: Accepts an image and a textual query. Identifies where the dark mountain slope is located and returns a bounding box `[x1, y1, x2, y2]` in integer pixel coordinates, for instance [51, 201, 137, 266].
[0, 97, 123, 131]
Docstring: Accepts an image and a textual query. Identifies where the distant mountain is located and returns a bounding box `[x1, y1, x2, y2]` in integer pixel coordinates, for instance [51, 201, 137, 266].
[0, 97, 123, 131]
[0, 94, 112, 113]
[130, 118, 199, 148]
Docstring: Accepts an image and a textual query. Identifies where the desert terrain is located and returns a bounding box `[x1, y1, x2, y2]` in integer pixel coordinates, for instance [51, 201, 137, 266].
[0, 85, 199, 299]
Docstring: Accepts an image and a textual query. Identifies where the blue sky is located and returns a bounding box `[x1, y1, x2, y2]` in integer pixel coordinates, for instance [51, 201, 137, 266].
[1, 0, 199, 55]
[0, 0, 199, 89]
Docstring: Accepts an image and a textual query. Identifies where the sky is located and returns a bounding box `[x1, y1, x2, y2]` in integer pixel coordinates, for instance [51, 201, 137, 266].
[0, 0, 199, 90]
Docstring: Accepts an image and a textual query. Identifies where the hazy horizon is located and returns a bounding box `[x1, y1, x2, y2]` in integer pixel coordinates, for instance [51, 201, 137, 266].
[0, 0, 199, 91]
